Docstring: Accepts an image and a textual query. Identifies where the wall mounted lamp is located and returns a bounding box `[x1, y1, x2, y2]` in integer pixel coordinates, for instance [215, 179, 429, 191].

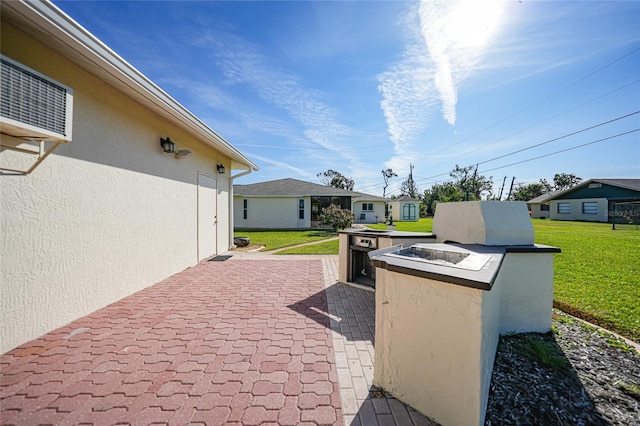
[160, 137, 192, 159]
[160, 137, 175, 153]
[217, 163, 226, 174]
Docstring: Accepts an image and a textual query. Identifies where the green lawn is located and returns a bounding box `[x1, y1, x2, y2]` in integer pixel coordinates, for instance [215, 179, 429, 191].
[233, 229, 336, 251]
[276, 239, 339, 255]
[235, 218, 639, 341]
[367, 218, 433, 232]
[532, 219, 639, 342]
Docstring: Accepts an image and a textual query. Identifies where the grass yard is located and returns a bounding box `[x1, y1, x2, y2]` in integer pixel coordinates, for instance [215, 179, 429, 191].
[367, 218, 433, 232]
[233, 229, 336, 251]
[276, 238, 339, 255]
[532, 219, 639, 342]
[235, 218, 639, 342]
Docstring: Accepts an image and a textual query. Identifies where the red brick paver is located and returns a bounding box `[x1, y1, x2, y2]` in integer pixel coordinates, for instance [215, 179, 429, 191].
[0, 259, 342, 425]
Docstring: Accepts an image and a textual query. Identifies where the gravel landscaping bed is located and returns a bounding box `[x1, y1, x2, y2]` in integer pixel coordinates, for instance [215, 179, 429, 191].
[486, 310, 640, 425]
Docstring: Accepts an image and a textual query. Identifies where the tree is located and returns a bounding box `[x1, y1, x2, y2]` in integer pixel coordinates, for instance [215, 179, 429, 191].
[449, 164, 493, 200]
[421, 165, 494, 215]
[317, 169, 355, 191]
[552, 173, 582, 191]
[400, 164, 420, 199]
[381, 168, 397, 198]
[319, 204, 354, 231]
[423, 182, 467, 215]
[510, 183, 547, 201]
[540, 173, 582, 192]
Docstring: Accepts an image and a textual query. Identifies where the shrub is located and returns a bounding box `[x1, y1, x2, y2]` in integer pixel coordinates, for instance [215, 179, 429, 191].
[320, 204, 355, 231]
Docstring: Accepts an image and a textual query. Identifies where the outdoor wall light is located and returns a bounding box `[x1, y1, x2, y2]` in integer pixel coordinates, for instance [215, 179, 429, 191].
[217, 163, 226, 174]
[160, 137, 175, 153]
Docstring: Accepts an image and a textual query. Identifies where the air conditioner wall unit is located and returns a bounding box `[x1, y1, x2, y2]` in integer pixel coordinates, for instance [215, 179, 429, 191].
[1, 54, 73, 142]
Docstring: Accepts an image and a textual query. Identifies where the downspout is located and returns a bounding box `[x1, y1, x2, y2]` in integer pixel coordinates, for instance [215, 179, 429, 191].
[228, 168, 253, 249]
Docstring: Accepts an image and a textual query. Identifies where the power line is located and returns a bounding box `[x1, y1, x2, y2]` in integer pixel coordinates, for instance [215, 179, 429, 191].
[424, 47, 640, 158]
[449, 79, 640, 163]
[383, 126, 639, 197]
[479, 129, 639, 174]
[410, 111, 638, 185]
[476, 110, 639, 166]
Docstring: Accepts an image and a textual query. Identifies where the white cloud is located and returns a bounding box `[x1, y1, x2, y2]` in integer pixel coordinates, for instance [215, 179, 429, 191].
[377, 0, 505, 171]
[419, 0, 504, 125]
[248, 153, 314, 179]
[195, 32, 359, 162]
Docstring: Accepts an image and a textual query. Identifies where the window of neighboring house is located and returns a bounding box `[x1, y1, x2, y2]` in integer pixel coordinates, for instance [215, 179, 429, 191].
[557, 202, 570, 214]
[299, 199, 305, 220]
[582, 202, 598, 214]
[540, 204, 550, 211]
[362, 203, 374, 211]
[243, 199, 248, 219]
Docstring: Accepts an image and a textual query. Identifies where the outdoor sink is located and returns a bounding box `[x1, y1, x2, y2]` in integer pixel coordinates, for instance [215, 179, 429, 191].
[385, 243, 492, 271]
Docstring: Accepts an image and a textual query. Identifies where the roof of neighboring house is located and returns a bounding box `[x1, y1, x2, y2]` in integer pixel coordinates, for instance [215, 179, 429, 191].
[1, 0, 258, 172]
[590, 178, 640, 191]
[234, 178, 385, 200]
[389, 196, 421, 203]
[527, 191, 560, 204]
[546, 178, 640, 201]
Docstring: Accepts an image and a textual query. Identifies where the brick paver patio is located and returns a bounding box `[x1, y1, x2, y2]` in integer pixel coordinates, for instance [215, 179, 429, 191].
[1, 253, 434, 425]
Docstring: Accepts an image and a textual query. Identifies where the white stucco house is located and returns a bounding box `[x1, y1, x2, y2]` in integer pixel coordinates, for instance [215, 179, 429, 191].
[386, 196, 421, 222]
[0, 0, 258, 353]
[233, 178, 386, 229]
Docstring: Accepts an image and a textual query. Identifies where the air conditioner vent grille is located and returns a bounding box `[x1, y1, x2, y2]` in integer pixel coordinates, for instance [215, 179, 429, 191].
[1, 57, 68, 136]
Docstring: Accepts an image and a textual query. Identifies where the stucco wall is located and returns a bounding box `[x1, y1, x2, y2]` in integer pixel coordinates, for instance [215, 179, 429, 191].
[1, 22, 232, 352]
[499, 253, 554, 334]
[433, 201, 534, 245]
[530, 204, 550, 219]
[373, 268, 501, 425]
[352, 201, 385, 223]
[550, 198, 608, 222]
[233, 196, 307, 229]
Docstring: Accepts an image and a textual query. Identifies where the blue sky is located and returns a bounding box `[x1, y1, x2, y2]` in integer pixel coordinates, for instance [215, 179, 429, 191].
[56, 0, 639, 197]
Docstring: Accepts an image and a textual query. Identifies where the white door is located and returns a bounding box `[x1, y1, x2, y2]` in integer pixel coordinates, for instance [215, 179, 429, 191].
[198, 172, 217, 261]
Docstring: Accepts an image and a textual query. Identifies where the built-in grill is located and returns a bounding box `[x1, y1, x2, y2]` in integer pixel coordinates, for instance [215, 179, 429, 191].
[350, 235, 379, 287]
[339, 229, 435, 288]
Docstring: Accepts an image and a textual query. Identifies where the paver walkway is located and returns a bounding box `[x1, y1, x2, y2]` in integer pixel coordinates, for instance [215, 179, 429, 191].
[1, 253, 434, 425]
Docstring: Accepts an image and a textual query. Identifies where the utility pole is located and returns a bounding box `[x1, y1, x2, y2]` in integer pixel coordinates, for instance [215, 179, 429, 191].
[506, 176, 516, 200]
[498, 176, 507, 200]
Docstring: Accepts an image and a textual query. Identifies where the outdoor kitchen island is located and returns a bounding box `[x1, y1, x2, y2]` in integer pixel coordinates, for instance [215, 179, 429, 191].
[358, 201, 560, 426]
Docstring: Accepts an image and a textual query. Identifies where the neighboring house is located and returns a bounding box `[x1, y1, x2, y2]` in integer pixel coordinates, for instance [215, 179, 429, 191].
[527, 191, 560, 219]
[547, 179, 640, 222]
[387, 196, 421, 222]
[0, 1, 257, 353]
[233, 178, 386, 228]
